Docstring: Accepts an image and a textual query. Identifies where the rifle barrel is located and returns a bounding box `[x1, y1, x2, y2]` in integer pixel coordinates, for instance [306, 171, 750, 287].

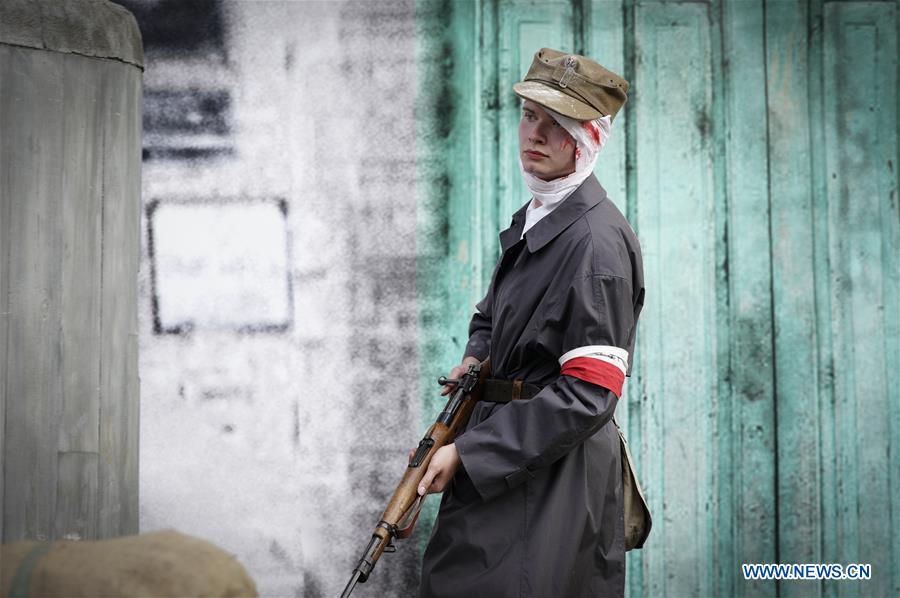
[340, 569, 362, 598]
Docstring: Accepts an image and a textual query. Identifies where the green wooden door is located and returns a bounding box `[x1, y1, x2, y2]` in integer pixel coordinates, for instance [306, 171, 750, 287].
[635, 2, 730, 595]
[416, 1, 899, 595]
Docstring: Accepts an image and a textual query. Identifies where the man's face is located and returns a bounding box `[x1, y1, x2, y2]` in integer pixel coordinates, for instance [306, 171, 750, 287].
[518, 99, 577, 181]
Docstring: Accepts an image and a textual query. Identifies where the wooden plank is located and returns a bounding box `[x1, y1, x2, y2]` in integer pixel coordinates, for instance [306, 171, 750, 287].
[414, 0, 453, 549]
[498, 0, 574, 222]
[98, 61, 142, 538]
[585, 2, 646, 595]
[634, 4, 717, 596]
[0, 44, 9, 545]
[0, 45, 65, 541]
[588, 0, 627, 215]
[822, 4, 898, 596]
[444, 0, 485, 367]
[476, 0, 501, 289]
[54, 451, 99, 541]
[806, 5, 835, 592]
[58, 53, 103, 455]
[416, 0, 514, 551]
[765, 2, 823, 591]
[50, 51, 105, 543]
[720, 1, 776, 597]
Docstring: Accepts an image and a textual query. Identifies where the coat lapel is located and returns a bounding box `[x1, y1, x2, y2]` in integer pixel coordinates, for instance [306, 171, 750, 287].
[523, 173, 608, 253]
[497, 173, 609, 254]
[498, 203, 529, 253]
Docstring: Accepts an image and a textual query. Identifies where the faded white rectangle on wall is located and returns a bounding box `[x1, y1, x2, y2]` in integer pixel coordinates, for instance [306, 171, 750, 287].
[150, 200, 292, 332]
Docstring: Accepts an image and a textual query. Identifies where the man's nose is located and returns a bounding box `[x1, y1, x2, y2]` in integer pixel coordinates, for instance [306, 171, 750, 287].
[529, 124, 547, 143]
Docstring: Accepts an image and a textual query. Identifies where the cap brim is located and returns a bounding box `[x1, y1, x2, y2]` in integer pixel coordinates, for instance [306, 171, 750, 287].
[513, 81, 603, 120]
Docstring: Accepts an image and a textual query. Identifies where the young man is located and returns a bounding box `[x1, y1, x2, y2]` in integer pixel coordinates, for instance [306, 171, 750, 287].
[417, 48, 644, 598]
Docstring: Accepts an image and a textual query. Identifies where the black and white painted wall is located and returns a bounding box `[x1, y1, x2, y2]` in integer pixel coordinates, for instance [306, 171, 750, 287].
[119, 1, 421, 595]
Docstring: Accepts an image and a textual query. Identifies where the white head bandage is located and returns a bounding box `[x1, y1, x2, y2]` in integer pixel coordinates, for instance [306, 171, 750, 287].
[519, 108, 612, 238]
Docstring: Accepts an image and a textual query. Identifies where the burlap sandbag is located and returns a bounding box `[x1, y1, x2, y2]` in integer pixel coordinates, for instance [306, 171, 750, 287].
[0, 529, 257, 597]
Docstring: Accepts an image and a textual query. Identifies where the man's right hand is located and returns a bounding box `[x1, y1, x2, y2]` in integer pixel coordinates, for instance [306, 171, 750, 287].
[440, 356, 482, 396]
[407, 356, 483, 464]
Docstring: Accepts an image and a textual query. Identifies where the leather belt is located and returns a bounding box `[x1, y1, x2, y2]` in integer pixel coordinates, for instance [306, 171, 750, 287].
[482, 379, 544, 403]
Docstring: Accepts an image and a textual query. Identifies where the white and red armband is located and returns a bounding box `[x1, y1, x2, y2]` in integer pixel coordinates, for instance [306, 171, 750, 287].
[558, 345, 629, 397]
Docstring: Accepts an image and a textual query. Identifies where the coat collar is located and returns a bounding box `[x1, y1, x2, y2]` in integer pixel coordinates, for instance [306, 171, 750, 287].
[499, 173, 608, 253]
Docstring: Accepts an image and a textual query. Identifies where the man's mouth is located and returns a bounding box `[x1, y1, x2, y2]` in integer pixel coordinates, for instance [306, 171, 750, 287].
[524, 150, 548, 158]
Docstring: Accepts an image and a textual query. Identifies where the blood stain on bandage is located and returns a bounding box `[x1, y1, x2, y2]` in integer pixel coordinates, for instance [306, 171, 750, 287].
[582, 121, 601, 145]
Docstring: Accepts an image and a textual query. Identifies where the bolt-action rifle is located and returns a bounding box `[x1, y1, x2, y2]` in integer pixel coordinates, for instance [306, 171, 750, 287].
[340, 358, 491, 598]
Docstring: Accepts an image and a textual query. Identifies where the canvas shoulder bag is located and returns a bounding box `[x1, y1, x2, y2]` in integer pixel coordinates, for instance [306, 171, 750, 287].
[612, 414, 652, 550]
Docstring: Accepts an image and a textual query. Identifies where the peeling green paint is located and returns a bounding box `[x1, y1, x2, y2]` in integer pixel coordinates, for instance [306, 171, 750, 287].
[416, 1, 900, 595]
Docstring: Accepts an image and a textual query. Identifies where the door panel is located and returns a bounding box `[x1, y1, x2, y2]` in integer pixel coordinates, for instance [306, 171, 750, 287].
[822, 3, 899, 595]
[635, 3, 717, 597]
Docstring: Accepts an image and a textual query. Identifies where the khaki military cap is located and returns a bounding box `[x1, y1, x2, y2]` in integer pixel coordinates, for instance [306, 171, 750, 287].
[513, 47, 629, 121]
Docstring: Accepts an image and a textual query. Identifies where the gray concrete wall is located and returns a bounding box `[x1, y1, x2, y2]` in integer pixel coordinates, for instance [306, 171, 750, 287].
[1, 0, 143, 544]
[134, 2, 420, 596]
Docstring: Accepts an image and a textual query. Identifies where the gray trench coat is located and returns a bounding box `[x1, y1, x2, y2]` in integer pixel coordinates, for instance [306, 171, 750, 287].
[419, 174, 645, 598]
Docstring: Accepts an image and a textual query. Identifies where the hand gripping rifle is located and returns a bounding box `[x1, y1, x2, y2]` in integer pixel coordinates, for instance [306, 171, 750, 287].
[340, 358, 491, 598]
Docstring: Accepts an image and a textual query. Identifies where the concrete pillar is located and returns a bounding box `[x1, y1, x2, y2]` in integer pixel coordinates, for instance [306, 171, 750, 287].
[0, 0, 143, 542]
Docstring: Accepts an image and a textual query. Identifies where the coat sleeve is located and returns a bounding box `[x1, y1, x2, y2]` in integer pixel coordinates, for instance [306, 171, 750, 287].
[461, 259, 501, 362]
[462, 292, 491, 361]
[454, 270, 635, 502]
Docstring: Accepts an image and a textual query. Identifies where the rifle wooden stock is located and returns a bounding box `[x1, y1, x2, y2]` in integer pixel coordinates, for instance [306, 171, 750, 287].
[341, 359, 492, 597]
